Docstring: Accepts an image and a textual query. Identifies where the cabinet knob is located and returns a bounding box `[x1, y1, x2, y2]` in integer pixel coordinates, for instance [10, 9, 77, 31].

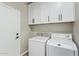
[60, 14, 62, 20]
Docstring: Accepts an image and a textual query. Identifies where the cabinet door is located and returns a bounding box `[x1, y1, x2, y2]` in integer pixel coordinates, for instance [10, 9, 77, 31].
[40, 2, 49, 23]
[49, 2, 61, 23]
[28, 4, 34, 24]
[33, 3, 41, 24]
[62, 2, 75, 22]
[28, 3, 41, 24]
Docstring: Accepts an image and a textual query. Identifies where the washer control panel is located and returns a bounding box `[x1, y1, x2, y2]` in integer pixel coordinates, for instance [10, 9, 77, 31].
[51, 33, 72, 40]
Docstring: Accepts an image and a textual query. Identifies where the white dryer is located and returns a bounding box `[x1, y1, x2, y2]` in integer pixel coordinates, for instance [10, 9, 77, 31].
[29, 36, 49, 56]
[46, 33, 78, 56]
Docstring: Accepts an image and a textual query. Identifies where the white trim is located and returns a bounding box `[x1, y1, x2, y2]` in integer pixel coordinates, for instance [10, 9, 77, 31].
[21, 50, 28, 56]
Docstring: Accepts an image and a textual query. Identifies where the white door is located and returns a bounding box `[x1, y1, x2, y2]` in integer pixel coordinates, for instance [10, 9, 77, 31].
[0, 3, 20, 56]
[49, 2, 61, 23]
[62, 2, 75, 22]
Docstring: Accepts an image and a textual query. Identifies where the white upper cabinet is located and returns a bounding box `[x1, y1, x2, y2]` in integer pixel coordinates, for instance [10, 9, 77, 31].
[28, 2, 49, 24]
[49, 2, 75, 23]
[61, 2, 75, 22]
[28, 2, 75, 25]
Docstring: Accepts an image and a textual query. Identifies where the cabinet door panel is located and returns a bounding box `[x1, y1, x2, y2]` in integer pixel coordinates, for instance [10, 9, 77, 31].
[33, 3, 41, 24]
[28, 4, 35, 24]
[62, 2, 75, 22]
[49, 2, 61, 22]
[40, 2, 49, 23]
[28, 4, 36, 24]
[28, 3, 41, 24]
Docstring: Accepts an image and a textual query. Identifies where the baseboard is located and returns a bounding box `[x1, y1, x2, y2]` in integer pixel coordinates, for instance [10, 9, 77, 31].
[21, 50, 28, 56]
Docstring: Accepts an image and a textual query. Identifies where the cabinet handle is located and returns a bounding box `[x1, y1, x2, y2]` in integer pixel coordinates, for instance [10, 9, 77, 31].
[32, 18, 35, 23]
[60, 14, 62, 21]
[58, 14, 62, 21]
[48, 16, 50, 22]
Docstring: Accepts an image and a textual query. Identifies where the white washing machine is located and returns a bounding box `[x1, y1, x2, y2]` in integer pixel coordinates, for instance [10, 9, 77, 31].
[29, 36, 49, 56]
[46, 33, 78, 56]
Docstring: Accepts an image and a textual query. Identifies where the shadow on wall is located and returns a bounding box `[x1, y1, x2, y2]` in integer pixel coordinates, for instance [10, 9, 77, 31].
[30, 22, 73, 33]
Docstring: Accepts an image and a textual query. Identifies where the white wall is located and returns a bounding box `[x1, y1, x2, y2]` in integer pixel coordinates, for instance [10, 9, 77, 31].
[3, 2, 31, 55]
[30, 23, 73, 33]
[73, 2, 79, 53]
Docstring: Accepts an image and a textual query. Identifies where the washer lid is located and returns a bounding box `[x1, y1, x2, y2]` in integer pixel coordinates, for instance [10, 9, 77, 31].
[47, 38, 77, 51]
[29, 36, 49, 42]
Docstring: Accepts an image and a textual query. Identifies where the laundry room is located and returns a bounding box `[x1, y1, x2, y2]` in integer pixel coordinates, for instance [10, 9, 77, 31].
[0, 1, 79, 56]
[27, 2, 79, 56]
